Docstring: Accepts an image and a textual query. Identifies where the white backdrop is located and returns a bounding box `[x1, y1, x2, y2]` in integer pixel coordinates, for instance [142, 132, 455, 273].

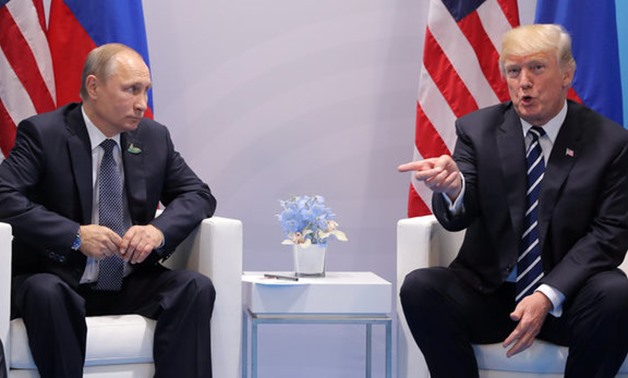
[139, 1, 536, 377]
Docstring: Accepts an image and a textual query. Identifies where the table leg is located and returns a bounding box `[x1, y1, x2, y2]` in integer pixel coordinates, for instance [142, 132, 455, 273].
[241, 310, 248, 378]
[252, 318, 258, 378]
[366, 323, 372, 378]
[385, 319, 392, 378]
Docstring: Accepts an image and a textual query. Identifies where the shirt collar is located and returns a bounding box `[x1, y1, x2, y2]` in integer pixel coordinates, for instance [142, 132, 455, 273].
[520, 100, 567, 144]
[81, 105, 121, 151]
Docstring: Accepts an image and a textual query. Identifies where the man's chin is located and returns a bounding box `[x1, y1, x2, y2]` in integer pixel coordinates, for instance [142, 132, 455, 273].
[127, 118, 142, 129]
[515, 105, 539, 121]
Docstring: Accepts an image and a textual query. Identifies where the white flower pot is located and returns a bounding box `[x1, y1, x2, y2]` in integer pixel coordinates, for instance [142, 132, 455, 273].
[293, 244, 326, 277]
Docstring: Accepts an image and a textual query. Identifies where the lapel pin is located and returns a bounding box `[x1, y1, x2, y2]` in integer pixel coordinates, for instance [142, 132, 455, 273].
[127, 143, 142, 154]
[565, 148, 574, 157]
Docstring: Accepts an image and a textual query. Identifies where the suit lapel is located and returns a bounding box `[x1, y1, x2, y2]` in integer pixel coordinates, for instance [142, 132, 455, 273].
[66, 106, 93, 224]
[121, 132, 147, 223]
[538, 104, 582, 244]
[497, 106, 527, 238]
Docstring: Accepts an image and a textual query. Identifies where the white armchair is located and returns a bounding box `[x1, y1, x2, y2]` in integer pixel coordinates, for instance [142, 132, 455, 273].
[397, 215, 628, 378]
[1, 216, 243, 378]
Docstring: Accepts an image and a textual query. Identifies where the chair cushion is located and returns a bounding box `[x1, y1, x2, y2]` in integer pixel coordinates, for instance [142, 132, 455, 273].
[474, 341, 628, 373]
[10, 315, 155, 369]
[9, 364, 155, 378]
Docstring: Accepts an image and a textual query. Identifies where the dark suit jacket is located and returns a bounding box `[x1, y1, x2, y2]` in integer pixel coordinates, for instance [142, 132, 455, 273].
[0, 103, 216, 288]
[433, 100, 628, 301]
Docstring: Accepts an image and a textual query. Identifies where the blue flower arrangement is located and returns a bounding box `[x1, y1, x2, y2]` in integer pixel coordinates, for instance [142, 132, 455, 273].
[277, 195, 348, 247]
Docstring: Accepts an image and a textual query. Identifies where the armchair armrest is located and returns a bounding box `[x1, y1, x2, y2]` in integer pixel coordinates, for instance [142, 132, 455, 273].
[396, 216, 628, 377]
[162, 216, 243, 378]
[396, 215, 464, 378]
[1, 215, 243, 378]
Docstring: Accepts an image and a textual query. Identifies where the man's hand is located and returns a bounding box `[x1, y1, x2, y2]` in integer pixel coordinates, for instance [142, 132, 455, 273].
[119, 224, 165, 264]
[398, 155, 462, 200]
[78, 224, 123, 260]
[503, 291, 552, 357]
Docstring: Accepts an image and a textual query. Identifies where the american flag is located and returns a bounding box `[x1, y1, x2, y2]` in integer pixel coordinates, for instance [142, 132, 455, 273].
[407, 0, 519, 217]
[0, 0, 56, 161]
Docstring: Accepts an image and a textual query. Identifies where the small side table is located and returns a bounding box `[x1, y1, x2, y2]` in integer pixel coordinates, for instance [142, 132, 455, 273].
[241, 271, 392, 378]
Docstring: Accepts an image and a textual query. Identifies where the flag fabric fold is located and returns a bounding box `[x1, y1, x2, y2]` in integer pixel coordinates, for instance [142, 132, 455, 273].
[407, 0, 520, 217]
[0, 0, 56, 159]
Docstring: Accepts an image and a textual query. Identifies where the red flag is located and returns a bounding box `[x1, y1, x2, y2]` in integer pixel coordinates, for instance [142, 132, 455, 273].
[0, 0, 56, 160]
[407, 0, 519, 217]
[47, 0, 153, 118]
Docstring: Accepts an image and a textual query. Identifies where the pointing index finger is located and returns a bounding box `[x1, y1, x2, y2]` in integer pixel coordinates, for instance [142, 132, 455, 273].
[397, 159, 435, 172]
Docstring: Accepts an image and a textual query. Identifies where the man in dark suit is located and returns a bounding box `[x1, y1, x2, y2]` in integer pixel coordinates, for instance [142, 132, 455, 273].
[398, 24, 628, 377]
[0, 43, 217, 377]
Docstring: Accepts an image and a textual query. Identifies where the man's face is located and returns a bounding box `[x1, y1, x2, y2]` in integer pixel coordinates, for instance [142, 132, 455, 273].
[88, 52, 151, 137]
[503, 50, 573, 126]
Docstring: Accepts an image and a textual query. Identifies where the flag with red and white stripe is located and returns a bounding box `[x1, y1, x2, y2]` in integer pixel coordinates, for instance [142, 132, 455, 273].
[407, 0, 519, 217]
[0, 0, 56, 161]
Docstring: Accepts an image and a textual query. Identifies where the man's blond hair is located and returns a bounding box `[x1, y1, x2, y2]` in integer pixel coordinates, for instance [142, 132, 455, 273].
[499, 24, 576, 76]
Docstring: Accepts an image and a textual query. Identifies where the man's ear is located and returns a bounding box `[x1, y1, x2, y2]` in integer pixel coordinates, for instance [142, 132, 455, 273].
[562, 67, 575, 89]
[85, 75, 99, 99]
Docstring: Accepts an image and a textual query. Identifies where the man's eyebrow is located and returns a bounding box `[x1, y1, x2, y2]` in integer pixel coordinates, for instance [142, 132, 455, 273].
[129, 81, 152, 88]
[526, 58, 548, 64]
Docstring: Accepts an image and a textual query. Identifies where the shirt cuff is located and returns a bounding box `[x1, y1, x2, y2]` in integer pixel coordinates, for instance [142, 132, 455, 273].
[441, 172, 465, 215]
[536, 284, 565, 317]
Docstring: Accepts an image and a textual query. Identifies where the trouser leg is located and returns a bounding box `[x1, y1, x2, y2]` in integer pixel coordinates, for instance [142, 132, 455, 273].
[400, 267, 516, 378]
[12, 273, 86, 378]
[152, 270, 215, 378]
[542, 270, 628, 378]
[0, 338, 7, 377]
[100, 268, 216, 378]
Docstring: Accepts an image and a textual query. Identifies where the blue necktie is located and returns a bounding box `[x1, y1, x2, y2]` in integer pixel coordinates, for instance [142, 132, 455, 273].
[516, 126, 546, 302]
[94, 139, 125, 291]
